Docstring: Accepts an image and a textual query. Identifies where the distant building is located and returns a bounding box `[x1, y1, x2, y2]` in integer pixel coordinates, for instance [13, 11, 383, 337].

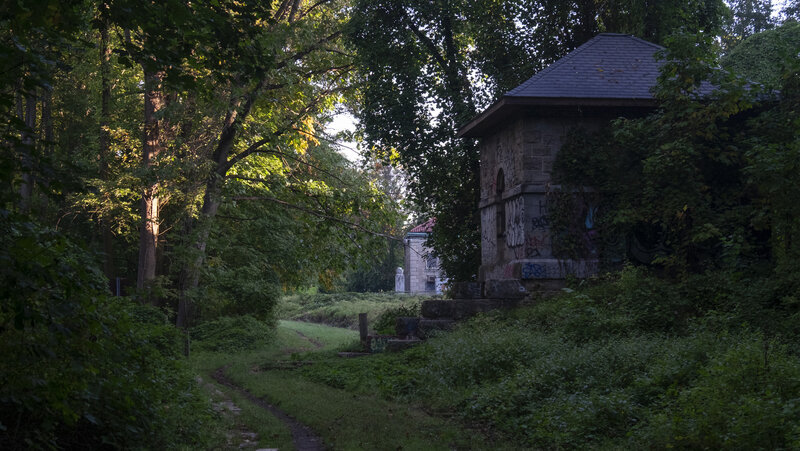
[400, 219, 447, 294]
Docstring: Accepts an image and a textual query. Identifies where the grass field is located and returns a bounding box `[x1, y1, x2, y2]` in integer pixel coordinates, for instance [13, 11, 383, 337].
[190, 319, 503, 450]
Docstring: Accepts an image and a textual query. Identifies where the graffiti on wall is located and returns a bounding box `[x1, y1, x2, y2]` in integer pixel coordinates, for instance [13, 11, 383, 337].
[520, 259, 600, 280]
[480, 207, 497, 263]
[525, 233, 550, 258]
[505, 197, 525, 248]
[521, 263, 547, 279]
[531, 199, 550, 230]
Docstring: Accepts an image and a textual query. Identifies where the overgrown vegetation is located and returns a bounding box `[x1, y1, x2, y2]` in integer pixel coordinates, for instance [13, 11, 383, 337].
[294, 267, 800, 449]
[0, 216, 223, 449]
[4, 1, 799, 448]
[190, 320, 507, 450]
[553, 29, 800, 275]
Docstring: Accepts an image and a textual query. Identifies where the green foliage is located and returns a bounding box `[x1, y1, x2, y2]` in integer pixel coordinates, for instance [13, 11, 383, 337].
[3, 0, 403, 330]
[190, 315, 274, 353]
[342, 237, 404, 292]
[635, 336, 800, 449]
[198, 243, 282, 323]
[349, 0, 482, 280]
[722, 0, 776, 50]
[553, 30, 800, 274]
[293, 265, 800, 448]
[0, 215, 220, 449]
[722, 21, 800, 89]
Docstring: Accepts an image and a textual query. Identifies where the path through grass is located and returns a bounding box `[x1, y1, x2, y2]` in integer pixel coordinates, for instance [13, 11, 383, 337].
[193, 320, 491, 450]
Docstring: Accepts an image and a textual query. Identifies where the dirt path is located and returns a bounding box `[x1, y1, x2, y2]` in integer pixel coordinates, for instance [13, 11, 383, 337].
[212, 366, 326, 451]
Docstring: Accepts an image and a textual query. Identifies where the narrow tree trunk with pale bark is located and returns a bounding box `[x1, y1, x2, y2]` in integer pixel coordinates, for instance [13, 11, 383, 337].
[137, 70, 164, 299]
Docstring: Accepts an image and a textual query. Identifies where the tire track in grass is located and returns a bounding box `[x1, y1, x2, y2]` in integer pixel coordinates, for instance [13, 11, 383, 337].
[212, 366, 326, 451]
[293, 329, 324, 349]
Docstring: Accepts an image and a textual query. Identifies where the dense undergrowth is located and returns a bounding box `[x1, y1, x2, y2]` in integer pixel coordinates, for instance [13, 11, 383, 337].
[0, 218, 223, 449]
[295, 266, 800, 449]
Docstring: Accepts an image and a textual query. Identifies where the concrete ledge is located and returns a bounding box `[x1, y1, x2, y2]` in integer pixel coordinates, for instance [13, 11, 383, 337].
[483, 279, 528, 299]
[448, 282, 483, 299]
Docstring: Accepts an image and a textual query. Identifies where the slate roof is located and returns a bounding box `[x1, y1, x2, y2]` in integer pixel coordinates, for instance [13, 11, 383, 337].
[459, 33, 667, 138]
[506, 33, 664, 99]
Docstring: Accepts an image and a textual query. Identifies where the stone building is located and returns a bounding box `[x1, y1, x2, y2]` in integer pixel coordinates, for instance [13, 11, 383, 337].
[401, 219, 447, 294]
[458, 33, 666, 290]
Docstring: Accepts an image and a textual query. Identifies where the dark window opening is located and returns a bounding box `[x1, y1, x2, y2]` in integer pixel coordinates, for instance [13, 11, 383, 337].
[425, 276, 436, 292]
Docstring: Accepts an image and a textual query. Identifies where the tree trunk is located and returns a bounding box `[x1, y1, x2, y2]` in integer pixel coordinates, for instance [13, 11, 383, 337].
[176, 89, 257, 330]
[41, 89, 53, 152]
[99, 13, 116, 282]
[136, 69, 164, 299]
[176, 175, 223, 329]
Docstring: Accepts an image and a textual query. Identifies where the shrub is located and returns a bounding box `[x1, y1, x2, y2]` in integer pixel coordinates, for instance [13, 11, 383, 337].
[513, 289, 635, 342]
[199, 262, 282, 322]
[614, 265, 692, 332]
[373, 302, 420, 335]
[634, 333, 800, 449]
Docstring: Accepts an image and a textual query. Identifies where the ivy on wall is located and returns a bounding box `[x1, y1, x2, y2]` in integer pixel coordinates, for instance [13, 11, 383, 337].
[551, 31, 799, 277]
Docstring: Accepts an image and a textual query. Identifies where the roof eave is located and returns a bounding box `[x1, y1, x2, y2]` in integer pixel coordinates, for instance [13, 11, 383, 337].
[457, 96, 659, 138]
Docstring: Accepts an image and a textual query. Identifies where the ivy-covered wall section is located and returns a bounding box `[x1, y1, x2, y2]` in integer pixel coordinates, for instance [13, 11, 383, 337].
[552, 32, 800, 276]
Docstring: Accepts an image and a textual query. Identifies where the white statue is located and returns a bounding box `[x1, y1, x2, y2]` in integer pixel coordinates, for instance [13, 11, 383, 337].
[395, 267, 405, 292]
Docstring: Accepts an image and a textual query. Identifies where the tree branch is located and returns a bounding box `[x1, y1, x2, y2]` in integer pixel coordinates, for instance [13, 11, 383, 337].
[297, 0, 335, 21]
[401, 9, 449, 74]
[222, 84, 349, 173]
[233, 195, 401, 241]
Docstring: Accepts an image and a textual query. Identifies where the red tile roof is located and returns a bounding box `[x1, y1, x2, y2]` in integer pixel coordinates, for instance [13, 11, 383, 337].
[408, 218, 435, 234]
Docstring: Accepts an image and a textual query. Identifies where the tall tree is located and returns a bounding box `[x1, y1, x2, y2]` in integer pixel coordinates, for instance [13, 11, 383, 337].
[723, 0, 775, 50]
[349, 0, 727, 280]
[173, 0, 356, 329]
[137, 69, 164, 293]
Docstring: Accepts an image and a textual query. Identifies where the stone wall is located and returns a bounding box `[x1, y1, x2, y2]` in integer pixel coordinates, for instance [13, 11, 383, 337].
[478, 115, 604, 285]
